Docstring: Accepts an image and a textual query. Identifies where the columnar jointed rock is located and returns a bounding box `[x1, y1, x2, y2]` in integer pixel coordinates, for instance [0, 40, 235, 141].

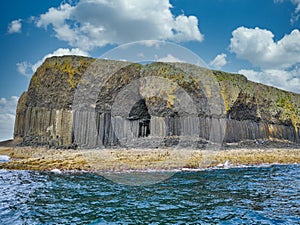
[14, 56, 300, 148]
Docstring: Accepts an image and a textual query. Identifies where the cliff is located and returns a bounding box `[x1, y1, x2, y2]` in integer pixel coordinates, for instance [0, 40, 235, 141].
[14, 56, 300, 148]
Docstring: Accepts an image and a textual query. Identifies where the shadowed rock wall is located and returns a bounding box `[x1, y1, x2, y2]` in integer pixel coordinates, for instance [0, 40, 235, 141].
[14, 94, 73, 147]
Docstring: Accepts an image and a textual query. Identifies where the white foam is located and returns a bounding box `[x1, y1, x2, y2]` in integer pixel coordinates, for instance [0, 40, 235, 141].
[0, 155, 10, 162]
[50, 168, 62, 174]
[224, 160, 230, 168]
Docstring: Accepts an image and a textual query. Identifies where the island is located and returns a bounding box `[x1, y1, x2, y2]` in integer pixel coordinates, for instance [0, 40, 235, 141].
[1, 55, 300, 171]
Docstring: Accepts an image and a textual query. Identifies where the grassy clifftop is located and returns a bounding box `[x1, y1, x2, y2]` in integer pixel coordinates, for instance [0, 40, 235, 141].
[27, 56, 96, 110]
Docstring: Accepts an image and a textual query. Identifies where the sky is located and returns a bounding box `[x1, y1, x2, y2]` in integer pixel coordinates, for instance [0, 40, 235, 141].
[1, 0, 300, 141]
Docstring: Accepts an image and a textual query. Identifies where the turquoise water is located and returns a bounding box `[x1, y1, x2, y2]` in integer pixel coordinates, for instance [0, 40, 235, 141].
[0, 165, 299, 224]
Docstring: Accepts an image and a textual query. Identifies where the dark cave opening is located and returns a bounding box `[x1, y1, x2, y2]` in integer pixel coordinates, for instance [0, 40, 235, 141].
[128, 99, 151, 137]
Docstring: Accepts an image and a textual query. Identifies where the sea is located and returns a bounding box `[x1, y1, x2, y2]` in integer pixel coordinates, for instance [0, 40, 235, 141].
[0, 164, 299, 224]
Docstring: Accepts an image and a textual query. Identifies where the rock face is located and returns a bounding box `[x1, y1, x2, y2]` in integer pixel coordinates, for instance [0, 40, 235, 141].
[14, 56, 300, 148]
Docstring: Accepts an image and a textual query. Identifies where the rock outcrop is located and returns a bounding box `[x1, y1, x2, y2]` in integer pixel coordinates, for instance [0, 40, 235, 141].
[14, 56, 300, 148]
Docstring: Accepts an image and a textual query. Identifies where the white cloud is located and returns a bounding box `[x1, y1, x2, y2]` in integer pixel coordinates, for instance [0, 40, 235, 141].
[274, 0, 300, 23]
[296, 1, 300, 12]
[210, 53, 227, 69]
[16, 48, 89, 77]
[156, 54, 184, 63]
[140, 40, 164, 48]
[289, 0, 300, 12]
[230, 26, 300, 93]
[16, 62, 33, 77]
[35, 0, 204, 50]
[239, 68, 300, 93]
[0, 96, 19, 141]
[230, 27, 300, 69]
[7, 19, 22, 34]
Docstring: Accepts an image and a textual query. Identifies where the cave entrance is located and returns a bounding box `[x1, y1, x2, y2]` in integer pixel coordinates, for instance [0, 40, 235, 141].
[139, 119, 150, 137]
[128, 99, 151, 138]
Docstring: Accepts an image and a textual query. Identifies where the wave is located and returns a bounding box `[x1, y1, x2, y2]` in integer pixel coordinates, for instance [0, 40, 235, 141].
[0, 155, 10, 162]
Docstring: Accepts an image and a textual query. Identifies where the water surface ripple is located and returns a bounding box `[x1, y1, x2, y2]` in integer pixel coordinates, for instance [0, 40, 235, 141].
[0, 165, 299, 224]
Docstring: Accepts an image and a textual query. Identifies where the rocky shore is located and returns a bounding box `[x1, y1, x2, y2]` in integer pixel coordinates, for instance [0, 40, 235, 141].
[1, 141, 299, 172]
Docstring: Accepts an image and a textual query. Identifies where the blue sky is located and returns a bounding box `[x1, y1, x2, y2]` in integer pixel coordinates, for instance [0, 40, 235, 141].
[1, 0, 300, 141]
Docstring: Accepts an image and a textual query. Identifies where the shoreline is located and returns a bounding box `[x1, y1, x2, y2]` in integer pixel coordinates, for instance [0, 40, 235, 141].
[1, 146, 300, 172]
